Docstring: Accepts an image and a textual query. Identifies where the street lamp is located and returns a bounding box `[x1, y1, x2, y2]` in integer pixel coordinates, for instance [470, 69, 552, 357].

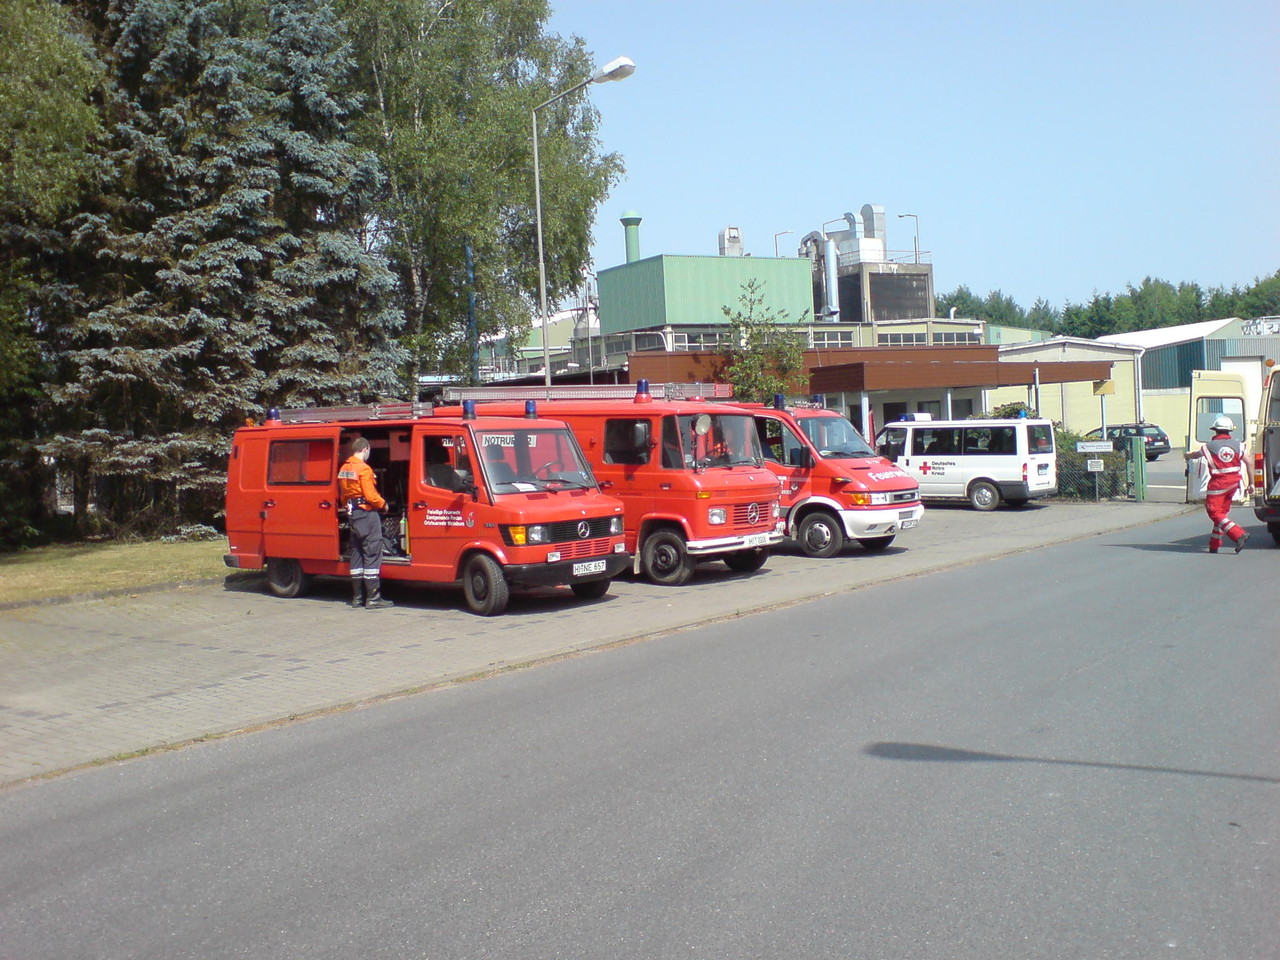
[533, 55, 636, 393]
[897, 213, 919, 263]
[773, 230, 794, 257]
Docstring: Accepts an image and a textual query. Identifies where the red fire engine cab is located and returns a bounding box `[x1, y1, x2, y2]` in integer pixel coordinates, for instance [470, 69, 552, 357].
[224, 401, 628, 615]
[731, 397, 924, 557]
[440, 381, 784, 586]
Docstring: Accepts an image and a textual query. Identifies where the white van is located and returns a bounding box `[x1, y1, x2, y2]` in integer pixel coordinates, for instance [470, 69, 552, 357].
[874, 417, 1057, 510]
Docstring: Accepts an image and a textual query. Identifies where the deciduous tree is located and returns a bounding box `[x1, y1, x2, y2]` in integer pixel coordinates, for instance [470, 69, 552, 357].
[338, 0, 623, 384]
[720, 279, 808, 403]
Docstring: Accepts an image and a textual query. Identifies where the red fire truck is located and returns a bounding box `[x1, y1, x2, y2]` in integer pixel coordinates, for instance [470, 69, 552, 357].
[731, 397, 924, 557]
[224, 402, 628, 615]
[440, 382, 784, 585]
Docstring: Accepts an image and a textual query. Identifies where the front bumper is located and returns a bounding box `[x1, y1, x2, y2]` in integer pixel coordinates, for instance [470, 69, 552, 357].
[502, 551, 630, 588]
[836, 503, 925, 539]
[686, 528, 785, 556]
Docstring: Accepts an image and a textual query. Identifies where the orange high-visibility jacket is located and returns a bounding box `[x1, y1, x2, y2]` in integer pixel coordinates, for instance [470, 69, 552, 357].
[337, 456, 386, 510]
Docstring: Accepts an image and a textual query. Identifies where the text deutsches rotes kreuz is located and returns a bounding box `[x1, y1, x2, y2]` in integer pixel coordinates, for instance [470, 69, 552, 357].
[918, 461, 955, 475]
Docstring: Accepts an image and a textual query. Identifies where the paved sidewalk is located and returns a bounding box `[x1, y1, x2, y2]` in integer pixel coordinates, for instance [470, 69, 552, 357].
[0, 501, 1192, 787]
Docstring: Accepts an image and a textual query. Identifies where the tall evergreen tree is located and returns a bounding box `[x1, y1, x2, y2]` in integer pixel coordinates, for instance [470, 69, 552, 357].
[37, 0, 403, 535]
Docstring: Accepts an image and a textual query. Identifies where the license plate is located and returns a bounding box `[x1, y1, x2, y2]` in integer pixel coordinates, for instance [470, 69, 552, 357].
[572, 559, 607, 577]
[1038, 463, 1049, 474]
[901, 518, 918, 529]
[741, 533, 768, 548]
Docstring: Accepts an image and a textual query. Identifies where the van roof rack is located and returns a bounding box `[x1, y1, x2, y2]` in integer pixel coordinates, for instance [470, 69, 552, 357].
[442, 382, 733, 402]
[274, 402, 434, 424]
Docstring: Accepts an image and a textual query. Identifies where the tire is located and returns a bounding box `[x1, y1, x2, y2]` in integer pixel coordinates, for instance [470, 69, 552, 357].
[968, 480, 1001, 511]
[641, 529, 694, 585]
[462, 553, 509, 616]
[1269, 522, 1280, 547]
[570, 578, 611, 600]
[796, 511, 845, 559]
[857, 535, 895, 552]
[723, 547, 768, 573]
[265, 558, 310, 598]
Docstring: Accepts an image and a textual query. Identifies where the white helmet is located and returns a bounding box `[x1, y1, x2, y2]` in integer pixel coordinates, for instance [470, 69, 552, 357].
[1212, 415, 1236, 432]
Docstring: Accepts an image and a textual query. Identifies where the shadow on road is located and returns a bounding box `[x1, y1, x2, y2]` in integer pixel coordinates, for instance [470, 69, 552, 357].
[864, 741, 1279, 784]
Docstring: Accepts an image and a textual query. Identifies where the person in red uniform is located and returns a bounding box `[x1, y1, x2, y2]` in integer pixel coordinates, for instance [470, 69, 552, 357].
[1184, 415, 1253, 553]
[337, 437, 394, 608]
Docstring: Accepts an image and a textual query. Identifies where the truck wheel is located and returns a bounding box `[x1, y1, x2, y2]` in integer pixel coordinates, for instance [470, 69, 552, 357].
[642, 529, 694, 585]
[857, 535, 895, 552]
[968, 480, 1001, 511]
[723, 547, 768, 573]
[265, 558, 310, 598]
[571, 578, 611, 600]
[1269, 522, 1280, 547]
[797, 511, 844, 558]
[463, 553, 509, 616]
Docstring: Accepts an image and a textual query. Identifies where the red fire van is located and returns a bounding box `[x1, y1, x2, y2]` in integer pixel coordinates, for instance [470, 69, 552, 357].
[732, 398, 924, 556]
[441, 382, 784, 585]
[224, 402, 628, 615]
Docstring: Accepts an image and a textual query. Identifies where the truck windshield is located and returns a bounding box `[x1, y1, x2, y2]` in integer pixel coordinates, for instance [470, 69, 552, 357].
[476, 428, 596, 492]
[796, 415, 877, 459]
[671, 413, 764, 469]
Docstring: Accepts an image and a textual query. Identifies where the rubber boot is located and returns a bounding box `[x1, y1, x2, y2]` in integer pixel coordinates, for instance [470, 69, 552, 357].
[349, 578, 365, 608]
[1234, 530, 1250, 554]
[365, 578, 394, 609]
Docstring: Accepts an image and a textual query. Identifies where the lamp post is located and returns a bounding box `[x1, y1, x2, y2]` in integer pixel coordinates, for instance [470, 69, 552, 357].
[533, 55, 635, 393]
[773, 230, 793, 257]
[897, 213, 919, 263]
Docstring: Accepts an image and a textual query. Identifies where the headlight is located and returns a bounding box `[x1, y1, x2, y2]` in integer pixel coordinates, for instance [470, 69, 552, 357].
[708, 507, 727, 525]
[610, 515, 624, 535]
[508, 524, 549, 545]
[846, 491, 890, 506]
[772, 500, 781, 518]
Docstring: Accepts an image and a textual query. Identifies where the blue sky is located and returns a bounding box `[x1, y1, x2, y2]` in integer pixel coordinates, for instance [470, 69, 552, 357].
[546, 0, 1279, 311]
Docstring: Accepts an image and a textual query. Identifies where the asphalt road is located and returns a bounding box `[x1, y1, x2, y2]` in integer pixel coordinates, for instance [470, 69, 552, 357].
[1, 510, 1276, 959]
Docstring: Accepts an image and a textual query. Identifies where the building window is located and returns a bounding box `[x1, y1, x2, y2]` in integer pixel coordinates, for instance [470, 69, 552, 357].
[917, 401, 942, 419]
[932, 332, 982, 345]
[878, 332, 927, 346]
[812, 330, 856, 348]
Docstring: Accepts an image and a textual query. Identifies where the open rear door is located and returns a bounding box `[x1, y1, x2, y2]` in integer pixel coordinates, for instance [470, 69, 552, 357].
[1186, 371, 1248, 503]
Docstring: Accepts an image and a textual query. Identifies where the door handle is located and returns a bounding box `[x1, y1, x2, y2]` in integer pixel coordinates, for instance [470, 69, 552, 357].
[319, 500, 333, 509]
[599, 480, 614, 489]
[412, 501, 428, 510]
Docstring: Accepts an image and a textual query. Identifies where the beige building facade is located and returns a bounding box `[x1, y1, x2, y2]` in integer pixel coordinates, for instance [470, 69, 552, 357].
[988, 338, 1144, 434]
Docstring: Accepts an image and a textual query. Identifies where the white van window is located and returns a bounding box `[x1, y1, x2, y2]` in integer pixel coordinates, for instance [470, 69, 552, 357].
[878, 427, 907, 462]
[960, 426, 1016, 455]
[913, 428, 960, 456]
[1029, 424, 1054, 453]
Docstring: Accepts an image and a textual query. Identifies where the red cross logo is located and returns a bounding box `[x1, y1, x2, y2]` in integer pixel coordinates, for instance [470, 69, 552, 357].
[920, 461, 932, 474]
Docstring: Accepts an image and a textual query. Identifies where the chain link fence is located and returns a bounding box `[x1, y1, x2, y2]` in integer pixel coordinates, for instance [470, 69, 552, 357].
[1054, 433, 1155, 501]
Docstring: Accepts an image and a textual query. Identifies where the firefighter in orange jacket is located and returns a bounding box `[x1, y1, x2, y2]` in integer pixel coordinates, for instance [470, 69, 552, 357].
[1184, 415, 1253, 554]
[337, 437, 394, 608]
